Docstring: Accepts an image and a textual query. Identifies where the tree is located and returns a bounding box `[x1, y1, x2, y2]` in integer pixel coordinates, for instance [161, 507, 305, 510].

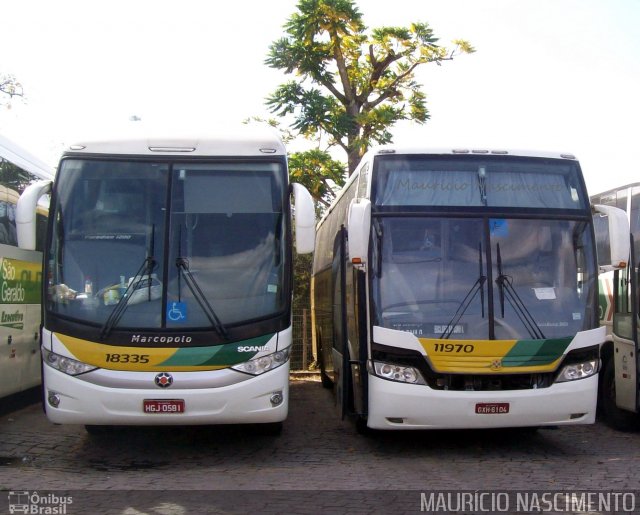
[266, 0, 474, 174]
[0, 74, 23, 106]
[289, 149, 346, 208]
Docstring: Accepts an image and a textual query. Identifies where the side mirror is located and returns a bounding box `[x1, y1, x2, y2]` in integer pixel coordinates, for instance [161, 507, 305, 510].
[592, 204, 630, 272]
[347, 199, 371, 265]
[292, 183, 315, 254]
[16, 180, 52, 251]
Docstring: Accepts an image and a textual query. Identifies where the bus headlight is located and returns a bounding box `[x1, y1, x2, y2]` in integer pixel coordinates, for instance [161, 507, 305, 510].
[555, 359, 599, 382]
[43, 348, 98, 376]
[231, 347, 291, 376]
[371, 361, 426, 385]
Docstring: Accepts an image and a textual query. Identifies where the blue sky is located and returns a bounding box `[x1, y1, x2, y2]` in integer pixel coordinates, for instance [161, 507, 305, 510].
[1, 0, 638, 194]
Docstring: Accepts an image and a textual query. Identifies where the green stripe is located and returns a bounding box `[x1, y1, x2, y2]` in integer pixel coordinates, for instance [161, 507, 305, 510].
[158, 333, 275, 367]
[502, 337, 572, 367]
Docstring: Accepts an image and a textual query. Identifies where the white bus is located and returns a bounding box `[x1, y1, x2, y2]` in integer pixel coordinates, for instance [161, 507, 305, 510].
[312, 147, 628, 431]
[591, 183, 640, 429]
[17, 132, 315, 433]
[0, 134, 54, 398]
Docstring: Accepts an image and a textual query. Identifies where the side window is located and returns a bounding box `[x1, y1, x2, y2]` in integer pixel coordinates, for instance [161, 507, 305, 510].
[0, 200, 17, 247]
[631, 187, 640, 261]
[613, 268, 634, 340]
[357, 163, 369, 198]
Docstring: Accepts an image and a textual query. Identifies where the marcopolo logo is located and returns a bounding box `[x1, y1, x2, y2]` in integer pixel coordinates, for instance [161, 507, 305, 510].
[8, 491, 73, 514]
[0, 309, 25, 330]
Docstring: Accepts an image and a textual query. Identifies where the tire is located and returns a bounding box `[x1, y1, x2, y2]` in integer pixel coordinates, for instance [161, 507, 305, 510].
[255, 422, 283, 436]
[84, 425, 111, 436]
[317, 335, 333, 389]
[355, 415, 372, 436]
[600, 358, 640, 431]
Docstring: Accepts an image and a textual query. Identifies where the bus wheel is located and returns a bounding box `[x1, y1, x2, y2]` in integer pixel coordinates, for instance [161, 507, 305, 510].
[355, 415, 372, 436]
[601, 358, 640, 431]
[255, 422, 283, 436]
[317, 339, 333, 389]
[84, 425, 111, 437]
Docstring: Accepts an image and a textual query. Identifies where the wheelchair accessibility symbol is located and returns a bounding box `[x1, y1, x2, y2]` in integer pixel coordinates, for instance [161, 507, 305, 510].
[167, 302, 187, 322]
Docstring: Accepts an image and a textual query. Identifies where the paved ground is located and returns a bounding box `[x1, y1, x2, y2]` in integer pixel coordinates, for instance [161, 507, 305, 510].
[0, 377, 639, 514]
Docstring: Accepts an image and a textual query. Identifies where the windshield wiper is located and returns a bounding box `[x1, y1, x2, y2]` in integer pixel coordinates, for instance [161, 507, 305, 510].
[494, 243, 546, 339]
[100, 256, 156, 340]
[100, 225, 156, 340]
[175, 257, 228, 339]
[440, 242, 486, 339]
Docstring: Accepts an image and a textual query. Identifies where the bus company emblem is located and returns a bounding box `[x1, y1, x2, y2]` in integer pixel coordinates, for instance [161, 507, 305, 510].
[238, 345, 270, 352]
[490, 359, 503, 371]
[155, 372, 173, 388]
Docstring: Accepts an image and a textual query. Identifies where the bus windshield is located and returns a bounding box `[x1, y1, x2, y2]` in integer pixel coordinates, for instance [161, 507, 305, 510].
[372, 217, 596, 340]
[47, 159, 287, 332]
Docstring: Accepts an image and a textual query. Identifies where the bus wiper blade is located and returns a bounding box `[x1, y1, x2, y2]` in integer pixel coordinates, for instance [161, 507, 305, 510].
[176, 257, 228, 339]
[494, 244, 545, 339]
[100, 255, 156, 340]
[440, 276, 486, 340]
[440, 242, 486, 340]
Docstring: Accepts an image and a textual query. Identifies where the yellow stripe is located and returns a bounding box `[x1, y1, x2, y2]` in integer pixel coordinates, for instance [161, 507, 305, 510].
[418, 338, 562, 374]
[55, 333, 226, 372]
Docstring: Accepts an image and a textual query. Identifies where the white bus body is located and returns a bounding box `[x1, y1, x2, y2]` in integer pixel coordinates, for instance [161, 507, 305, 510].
[0, 134, 54, 398]
[313, 147, 627, 430]
[23, 132, 314, 430]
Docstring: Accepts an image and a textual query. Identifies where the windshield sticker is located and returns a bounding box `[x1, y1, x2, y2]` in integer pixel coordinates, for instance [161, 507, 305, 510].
[167, 301, 187, 323]
[489, 219, 508, 237]
[533, 287, 556, 300]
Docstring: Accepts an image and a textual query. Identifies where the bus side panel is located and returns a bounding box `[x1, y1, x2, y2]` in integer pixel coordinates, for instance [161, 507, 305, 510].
[0, 253, 43, 396]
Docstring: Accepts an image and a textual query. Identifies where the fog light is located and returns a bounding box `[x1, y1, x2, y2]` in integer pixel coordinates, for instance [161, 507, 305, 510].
[270, 391, 284, 406]
[48, 391, 61, 408]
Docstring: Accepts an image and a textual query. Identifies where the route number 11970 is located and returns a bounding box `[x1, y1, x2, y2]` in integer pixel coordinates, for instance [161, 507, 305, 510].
[432, 343, 475, 353]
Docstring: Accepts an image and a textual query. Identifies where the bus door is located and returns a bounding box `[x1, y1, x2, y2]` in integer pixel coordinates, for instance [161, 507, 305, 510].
[332, 227, 349, 418]
[332, 225, 369, 419]
[347, 264, 368, 417]
[611, 238, 639, 413]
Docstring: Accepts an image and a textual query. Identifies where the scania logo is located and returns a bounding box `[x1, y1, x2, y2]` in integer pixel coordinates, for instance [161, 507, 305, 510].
[490, 359, 503, 371]
[155, 372, 173, 388]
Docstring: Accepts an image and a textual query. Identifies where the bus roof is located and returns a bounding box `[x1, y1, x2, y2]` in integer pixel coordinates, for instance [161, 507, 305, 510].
[591, 182, 640, 199]
[62, 129, 286, 158]
[369, 146, 578, 161]
[0, 133, 55, 180]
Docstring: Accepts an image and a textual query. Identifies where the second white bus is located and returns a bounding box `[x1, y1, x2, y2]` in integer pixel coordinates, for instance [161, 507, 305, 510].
[312, 147, 628, 430]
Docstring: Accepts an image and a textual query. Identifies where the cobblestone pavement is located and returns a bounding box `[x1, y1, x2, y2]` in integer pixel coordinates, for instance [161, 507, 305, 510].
[0, 377, 639, 514]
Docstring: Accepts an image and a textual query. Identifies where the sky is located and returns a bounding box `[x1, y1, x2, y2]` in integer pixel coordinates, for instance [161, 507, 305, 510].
[1, 0, 639, 195]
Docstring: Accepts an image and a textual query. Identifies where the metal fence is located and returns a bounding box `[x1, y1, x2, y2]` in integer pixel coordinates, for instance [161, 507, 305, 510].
[291, 308, 314, 371]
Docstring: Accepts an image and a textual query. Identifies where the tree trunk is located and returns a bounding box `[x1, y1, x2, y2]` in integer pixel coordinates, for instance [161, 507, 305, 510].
[347, 147, 361, 176]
